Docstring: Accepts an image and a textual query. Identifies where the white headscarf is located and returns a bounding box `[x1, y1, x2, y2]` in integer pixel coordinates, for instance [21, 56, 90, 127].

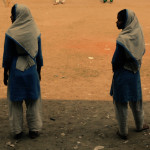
[6, 4, 40, 71]
[117, 9, 145, 72]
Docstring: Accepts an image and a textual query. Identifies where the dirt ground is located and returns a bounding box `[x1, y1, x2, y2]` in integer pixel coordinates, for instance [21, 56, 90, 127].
[0, 0, 150, 150]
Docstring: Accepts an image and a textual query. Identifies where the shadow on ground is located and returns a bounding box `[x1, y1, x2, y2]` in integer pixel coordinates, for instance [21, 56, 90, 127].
[0, 99, 150, 150]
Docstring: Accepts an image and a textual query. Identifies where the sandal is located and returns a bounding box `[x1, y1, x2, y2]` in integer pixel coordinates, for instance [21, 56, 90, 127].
[116, 131, 128, 140]
[136, 124, 149, 132]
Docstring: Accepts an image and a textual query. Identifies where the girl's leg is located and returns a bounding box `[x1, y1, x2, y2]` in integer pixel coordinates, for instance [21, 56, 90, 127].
[25, 95, 42, 135]
[8, 86, 23, 135]
[114, 101, 128, 136]
[60, 0, 65, 3]
[54, 0, 59, 5]
[129, 100, 144, 131]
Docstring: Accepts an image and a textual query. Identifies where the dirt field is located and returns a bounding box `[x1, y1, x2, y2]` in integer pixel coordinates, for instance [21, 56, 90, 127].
[0, 0, 150, 150]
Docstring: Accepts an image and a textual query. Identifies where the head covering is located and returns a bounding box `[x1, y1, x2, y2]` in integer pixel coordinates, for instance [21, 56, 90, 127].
[117, 9, 145, 72]
[6, 4, 40, 71]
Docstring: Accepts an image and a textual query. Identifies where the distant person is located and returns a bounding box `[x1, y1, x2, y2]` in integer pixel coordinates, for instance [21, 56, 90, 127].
[54, 0, 65, 5]
[5, 0, 10, 7]
[103, 0, 113, 3]
[3, 4, 43, 139]
[110, 9, 149, 140]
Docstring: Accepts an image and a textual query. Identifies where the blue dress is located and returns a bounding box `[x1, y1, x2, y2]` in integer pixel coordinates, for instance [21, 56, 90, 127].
[3, 34, 43, 101]
[110, 43, 142, 102]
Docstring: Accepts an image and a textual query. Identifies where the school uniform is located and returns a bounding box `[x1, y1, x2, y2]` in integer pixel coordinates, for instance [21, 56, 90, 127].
[3, 4, 43, 135]
[110, 9, 145, 136]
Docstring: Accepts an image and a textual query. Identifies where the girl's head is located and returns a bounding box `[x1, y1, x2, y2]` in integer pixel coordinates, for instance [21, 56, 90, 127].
[10, 4, 16, 23]
[10, 4, 32, 24]
[116, 9, 127, 30]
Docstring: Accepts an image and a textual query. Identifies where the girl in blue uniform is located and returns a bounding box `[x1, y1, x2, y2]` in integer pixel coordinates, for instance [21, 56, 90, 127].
[110, 9, 149, 139]
[3, 4, 43, 139]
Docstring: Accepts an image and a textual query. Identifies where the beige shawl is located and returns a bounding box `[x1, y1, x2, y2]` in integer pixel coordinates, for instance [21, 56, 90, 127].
[6, 4, 40, 71]
[117, 9, 145, 72]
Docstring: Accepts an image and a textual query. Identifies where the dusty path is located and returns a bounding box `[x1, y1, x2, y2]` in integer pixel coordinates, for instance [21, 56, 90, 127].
[0, 99, 150, 150]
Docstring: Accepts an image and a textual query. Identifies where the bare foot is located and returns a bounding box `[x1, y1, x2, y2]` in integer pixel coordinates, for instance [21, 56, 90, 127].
[136, 124, 149, 132]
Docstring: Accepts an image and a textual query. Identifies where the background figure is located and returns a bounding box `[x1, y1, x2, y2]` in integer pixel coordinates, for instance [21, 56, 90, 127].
[110, 9, 149, 140]
[3, 4, 43, 139]
[4, 0, 11, 7]
[103, 0, 113, 3]
[54, 0, 65, 5]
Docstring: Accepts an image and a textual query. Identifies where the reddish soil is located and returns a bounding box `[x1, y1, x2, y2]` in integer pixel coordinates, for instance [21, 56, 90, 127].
[0, 0, 150, 150]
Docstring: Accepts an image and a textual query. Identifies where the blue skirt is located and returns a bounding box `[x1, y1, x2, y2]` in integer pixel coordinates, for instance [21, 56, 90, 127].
[9, 57, 40, 101]
[110, 68, 142, 102]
